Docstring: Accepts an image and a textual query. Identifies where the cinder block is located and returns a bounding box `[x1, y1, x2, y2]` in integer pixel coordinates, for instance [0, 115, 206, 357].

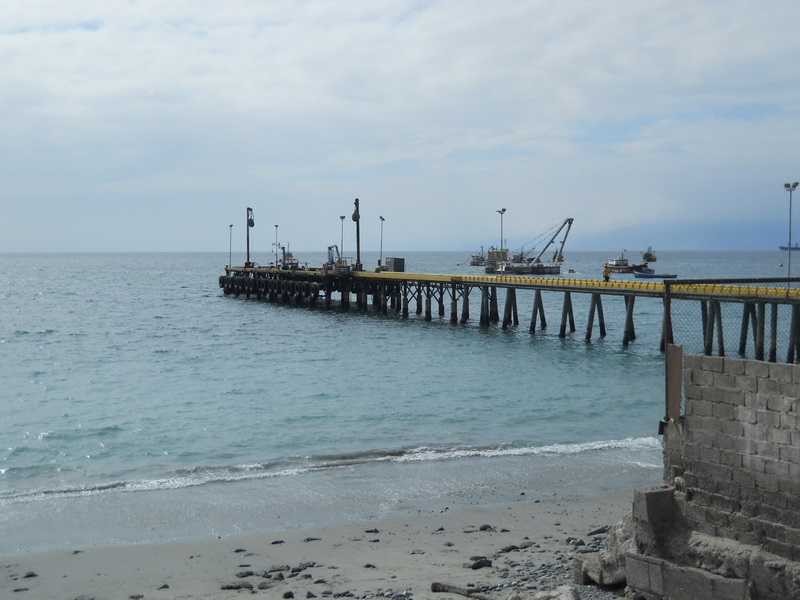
[723, 356, 746, 374]
[735, 406, 757, 425]
[780, 380, 800, 400]
[702, 355, 724, 372]
[763, 457, 789, 477]
[688, 398, 713, 417]
[714, 371, 738, 390]
[633, 486, 675, 523]
[721, 420, 744, 437]
[702, 385, 723, 404]
[719, 449, 743, 469]
[766, 427, 791, 445]
[648, 559, 665, 595]
[769, 361, 795, 382]
[711, 574, 748, 599]
[734, 375, 757, 394]
[758, 377, 781, 395]
[663, 564, 713, 599]
[745, 359, 770, 378]
[767, 394, 793, 413]
[755, 409, 780, 428]
[712, 402, 735, 420]
[754, 471, 780, 492]
[625, 554, 651, 591]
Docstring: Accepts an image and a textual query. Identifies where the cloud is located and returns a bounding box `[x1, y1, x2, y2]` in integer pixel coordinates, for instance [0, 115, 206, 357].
[2, 0, 800, 252]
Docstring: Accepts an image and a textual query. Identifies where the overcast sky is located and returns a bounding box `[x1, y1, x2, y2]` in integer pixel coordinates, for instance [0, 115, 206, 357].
[2, 1, 799, 254]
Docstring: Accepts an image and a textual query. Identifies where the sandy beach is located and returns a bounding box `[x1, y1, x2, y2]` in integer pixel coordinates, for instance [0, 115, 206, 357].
[1, 489, 633, 600]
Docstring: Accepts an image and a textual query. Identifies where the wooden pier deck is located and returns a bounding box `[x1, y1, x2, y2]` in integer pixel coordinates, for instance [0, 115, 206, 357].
[219, 267, 800, 364]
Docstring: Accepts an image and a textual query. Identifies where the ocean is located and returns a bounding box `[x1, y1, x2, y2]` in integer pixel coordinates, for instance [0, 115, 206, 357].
[0, 250, 789, 553]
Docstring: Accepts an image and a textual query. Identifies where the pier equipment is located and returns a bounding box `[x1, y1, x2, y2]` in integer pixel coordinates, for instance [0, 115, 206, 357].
[219, 265, 800, 364]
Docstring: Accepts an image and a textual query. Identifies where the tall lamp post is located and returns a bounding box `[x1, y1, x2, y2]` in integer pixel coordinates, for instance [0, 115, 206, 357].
[228, 224, 233, 268]
[497, 208, 506, 260]
[339, 215, 345, 258]
[379, 216, 385, 267]
[786, 182, 799, 292]
[274, 224, 279, 266]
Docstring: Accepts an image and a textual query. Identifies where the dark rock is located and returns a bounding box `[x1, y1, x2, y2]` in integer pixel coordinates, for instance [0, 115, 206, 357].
[258, 581, 274, 590]
[236, 570, 255, 578]
[222, 581, 254, 590]
[500, 545, 520, 553]
[364, 563, 376, 569]
[304, 537, 321, 543]
[157, 584, 169, 590]
[283, 592, 295, 599]
[23, 572, 37, 578]
[479, 524, 495, 532]
[234, 548, 246, 553]
[469, 558, 493, 570]
[272, 540, 285, 545]
[365, 528, 379, 533]
[307, 593, 317, 598]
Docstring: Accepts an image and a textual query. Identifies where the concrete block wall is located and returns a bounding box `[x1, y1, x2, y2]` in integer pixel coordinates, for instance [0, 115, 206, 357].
[671, 354, 800, 562]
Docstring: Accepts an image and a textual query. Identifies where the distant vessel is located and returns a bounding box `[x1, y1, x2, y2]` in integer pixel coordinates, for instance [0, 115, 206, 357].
[780, 243, 800, 251]
[604, 251, 649, 273]
[485, 218, 574, 275]
[468, 246, 486, 266]
[642, 246, 657, 262]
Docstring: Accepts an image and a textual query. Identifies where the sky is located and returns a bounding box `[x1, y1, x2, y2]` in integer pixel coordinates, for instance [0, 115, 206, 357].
[2, 0, 800, 254]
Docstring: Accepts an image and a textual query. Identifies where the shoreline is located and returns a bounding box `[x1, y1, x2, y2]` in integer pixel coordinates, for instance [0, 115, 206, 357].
[1, 488, 635, 600]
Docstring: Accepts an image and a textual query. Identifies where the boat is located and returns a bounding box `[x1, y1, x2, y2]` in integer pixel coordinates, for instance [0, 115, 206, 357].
[780, 243, 800, 251]
[468, 246, 486, 266]
[634, 271, 677, 279]
[485, 218, 574, 275]
[604, 251, 649, 273]
[642, 246, 657, 262]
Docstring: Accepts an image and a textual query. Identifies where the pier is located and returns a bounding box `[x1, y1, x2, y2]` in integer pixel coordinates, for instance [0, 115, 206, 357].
[218, 266, 800, 364]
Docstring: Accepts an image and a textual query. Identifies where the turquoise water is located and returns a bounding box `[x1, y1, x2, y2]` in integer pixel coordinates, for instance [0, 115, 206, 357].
[0, 250, 788, 552]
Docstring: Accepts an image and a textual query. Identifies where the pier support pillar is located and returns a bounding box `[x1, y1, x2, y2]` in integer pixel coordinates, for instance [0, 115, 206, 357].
[480, 286, 490, 326]
[425, 295, 432, 321]
[623, 295, 637, 346]
[416, 286, 423, 315]
[489, 287, 499, 323]
[530, 289, 546, 333]
[585, 293, 606, 341]
[502, 288, 518, 329]
[461, 289, 470, 324]
[559, 291, 575, 338]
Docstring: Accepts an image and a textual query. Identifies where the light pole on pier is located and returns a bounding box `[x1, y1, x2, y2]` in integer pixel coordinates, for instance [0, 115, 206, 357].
[228, 224, 233, 267]
[497, 208, 506, 259]
[379, 216, 385, 267]
[274, 224, 279, 266]
[339, 215, 345, 258]
[786, 182, 799, 293]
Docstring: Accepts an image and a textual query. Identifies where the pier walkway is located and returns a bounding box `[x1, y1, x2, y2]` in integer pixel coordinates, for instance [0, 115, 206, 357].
[219, 267, 800, 364]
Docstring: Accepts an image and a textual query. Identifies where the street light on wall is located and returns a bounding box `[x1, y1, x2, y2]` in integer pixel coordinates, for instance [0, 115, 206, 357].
[379, 216, 385, 266]
[497, 208, 506, 259]
[786, 182, 799, 292]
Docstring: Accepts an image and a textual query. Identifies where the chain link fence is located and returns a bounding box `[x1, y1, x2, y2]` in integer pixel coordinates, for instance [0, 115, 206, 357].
[664, 278, 800, 363]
